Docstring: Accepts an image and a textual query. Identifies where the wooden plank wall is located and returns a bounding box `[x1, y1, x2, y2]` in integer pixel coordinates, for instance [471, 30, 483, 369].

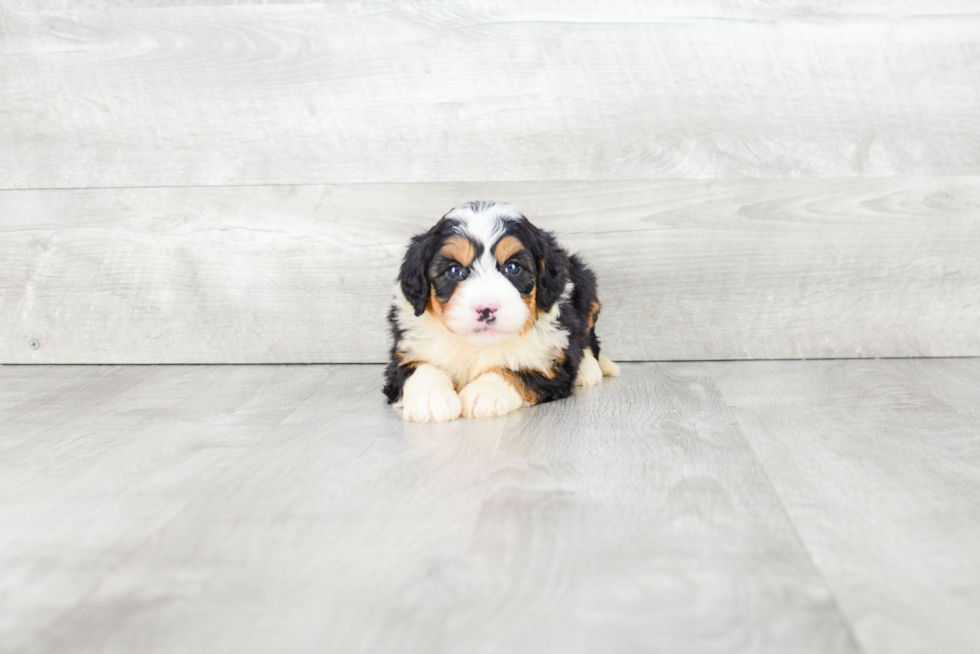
[2, 1, 978, 363]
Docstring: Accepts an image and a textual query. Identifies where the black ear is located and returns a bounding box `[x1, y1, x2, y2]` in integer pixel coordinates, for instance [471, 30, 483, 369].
[399, 225, 446, 316]
[528, 225, 570, 313]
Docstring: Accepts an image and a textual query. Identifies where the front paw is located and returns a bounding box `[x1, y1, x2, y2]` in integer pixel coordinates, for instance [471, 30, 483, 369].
[403, 389, 462, 423]
[459, 374, 524, 419]
[575, 352, 604, 387]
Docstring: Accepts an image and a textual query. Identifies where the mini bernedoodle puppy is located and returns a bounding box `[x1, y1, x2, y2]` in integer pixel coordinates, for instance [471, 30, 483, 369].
[384, 201, 619, 423]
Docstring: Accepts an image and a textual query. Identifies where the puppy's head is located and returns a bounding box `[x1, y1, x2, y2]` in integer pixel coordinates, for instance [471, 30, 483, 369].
[399, 201, 569, 344]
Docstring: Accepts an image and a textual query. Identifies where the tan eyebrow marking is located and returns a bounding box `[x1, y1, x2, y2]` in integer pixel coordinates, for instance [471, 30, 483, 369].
[440, 235, 476, 267]
[494, 235, 525, 265]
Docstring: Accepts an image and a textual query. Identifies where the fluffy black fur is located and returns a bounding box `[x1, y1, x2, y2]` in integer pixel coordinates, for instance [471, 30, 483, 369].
[397, 218, 460, 316]
[382, 304, 418, 403]
[504, 250, 601, 405]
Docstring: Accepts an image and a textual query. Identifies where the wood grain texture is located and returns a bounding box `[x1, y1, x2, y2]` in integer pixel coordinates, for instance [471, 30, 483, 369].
[0, 365, 329, 654]
[714, 359, 980, 654]
[9, 1, 980, 12]
[2, 178, 978, 363]
[903, 358, 980, 424]
[0, 365, 161, 456]
[3, 2, 980, 187]
[0, 363, 858, 654]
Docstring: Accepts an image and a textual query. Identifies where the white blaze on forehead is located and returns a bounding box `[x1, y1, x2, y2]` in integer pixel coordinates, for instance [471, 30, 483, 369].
[446, 201, 522, 273]
[437, 202, 531, 341]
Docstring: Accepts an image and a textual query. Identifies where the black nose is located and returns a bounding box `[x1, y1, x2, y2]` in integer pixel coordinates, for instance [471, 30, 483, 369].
[478, 308, 492, 321]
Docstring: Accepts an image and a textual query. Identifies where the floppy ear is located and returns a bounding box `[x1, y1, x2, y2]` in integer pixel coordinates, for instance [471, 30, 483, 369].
[398, 231, 438, 316]
[529, 226, 570, 313]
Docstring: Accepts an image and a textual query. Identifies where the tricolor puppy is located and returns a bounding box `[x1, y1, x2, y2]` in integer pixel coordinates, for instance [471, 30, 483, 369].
[384, 201, 619, 423]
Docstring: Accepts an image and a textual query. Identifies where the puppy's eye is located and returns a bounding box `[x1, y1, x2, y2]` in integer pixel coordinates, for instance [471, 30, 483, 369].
[504, 262, 521, 275]
[446, 264, 464, 279]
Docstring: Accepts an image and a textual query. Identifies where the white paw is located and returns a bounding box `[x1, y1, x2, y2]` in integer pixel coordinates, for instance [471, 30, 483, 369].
[598, 354, 621, 377]
[458, 374, 523, 419]
[403, 389, 462, 423]
[576, 351, 604, 386]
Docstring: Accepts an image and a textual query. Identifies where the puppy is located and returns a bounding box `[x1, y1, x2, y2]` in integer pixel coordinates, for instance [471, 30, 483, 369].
[383, 201, 619, 423]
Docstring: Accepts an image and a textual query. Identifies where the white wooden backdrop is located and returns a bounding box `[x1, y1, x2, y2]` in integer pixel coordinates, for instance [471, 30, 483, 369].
[2, 1, 978, 363]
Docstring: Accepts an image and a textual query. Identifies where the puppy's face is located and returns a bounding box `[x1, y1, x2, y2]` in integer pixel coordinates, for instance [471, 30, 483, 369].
[428, 230, 537, 344]
[399, 202, 568, 345]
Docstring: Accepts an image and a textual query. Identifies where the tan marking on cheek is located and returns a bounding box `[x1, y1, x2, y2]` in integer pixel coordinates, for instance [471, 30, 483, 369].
[441, 236, 476, 267]
[426, 284, 466, 333]
[425, 286, 445, 320]
[493, 367, 539, 404]
[520, 286, 537, 336]
[494, 235, 525, 265]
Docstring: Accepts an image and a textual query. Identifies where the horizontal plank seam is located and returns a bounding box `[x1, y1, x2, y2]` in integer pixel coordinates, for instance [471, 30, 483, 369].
[617, 355, 980, 363]
[5, 356, 980, 367]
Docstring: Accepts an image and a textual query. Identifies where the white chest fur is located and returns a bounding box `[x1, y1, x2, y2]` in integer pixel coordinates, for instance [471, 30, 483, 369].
[393, 285, 570, 390]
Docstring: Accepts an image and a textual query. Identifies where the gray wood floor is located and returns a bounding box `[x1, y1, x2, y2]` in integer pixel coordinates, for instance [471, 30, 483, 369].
[2, 360, 979, 653]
